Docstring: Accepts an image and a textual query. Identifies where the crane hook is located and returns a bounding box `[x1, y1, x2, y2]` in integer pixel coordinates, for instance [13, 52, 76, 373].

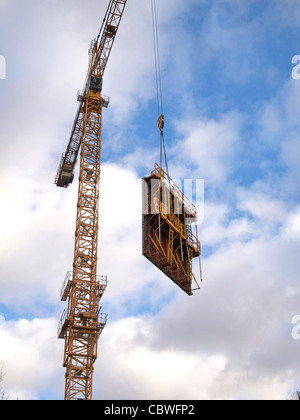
[158, 114, 165, 135]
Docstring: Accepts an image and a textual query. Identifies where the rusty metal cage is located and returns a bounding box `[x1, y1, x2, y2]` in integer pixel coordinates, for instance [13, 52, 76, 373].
[142, 163, 202, 296]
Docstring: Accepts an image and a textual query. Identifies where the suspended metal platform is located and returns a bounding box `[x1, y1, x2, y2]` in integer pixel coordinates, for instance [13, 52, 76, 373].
[142, 163, 202, 296]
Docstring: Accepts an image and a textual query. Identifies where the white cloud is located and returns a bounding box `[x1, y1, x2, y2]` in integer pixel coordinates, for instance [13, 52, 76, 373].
[172, 112, 242, 184]
[257, 79, 300, 193]
[237, 186, 288, 223]
[271, 0, 300, 27]
[197, 1, 264, 85]
[199, 200, 261, 247]
[0, 171, 76, 308]
[282, 206, 300, 241]
[1, 139, 300, 400]
[93, 316, 228, 400]
[0, 317, 63, 400]
[0, 161, 175, 313]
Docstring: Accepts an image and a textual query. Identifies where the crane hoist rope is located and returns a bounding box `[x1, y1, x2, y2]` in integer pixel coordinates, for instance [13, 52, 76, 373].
[151, 0, 163, 118]
[151, 0, 169, 177]
[144, 1, 203, 299]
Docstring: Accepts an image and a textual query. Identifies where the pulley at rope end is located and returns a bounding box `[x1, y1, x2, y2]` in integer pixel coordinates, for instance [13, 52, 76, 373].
[158, 114, 165, 134]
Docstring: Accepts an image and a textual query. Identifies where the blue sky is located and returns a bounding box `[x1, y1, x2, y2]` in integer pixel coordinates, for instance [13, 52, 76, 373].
[1, 0, 300, 400]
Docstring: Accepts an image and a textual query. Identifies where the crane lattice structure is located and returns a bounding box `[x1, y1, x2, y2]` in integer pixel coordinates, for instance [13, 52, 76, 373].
[56, 0, 127, 401]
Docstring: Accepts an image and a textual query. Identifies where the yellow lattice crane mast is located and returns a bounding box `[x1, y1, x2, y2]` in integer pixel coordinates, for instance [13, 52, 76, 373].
[55, 0, 127, 401]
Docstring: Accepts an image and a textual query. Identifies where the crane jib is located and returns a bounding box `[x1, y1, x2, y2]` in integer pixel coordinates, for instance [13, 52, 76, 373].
[92, 0, 127, 78]
[55, 0, 127, 188]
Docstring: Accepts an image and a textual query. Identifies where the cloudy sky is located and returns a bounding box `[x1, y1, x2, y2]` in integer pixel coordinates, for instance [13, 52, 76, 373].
[1, 0, 300, 400]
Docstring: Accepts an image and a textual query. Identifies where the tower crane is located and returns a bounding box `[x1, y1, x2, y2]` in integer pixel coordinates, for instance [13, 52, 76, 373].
[56, 0, 127, 401]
